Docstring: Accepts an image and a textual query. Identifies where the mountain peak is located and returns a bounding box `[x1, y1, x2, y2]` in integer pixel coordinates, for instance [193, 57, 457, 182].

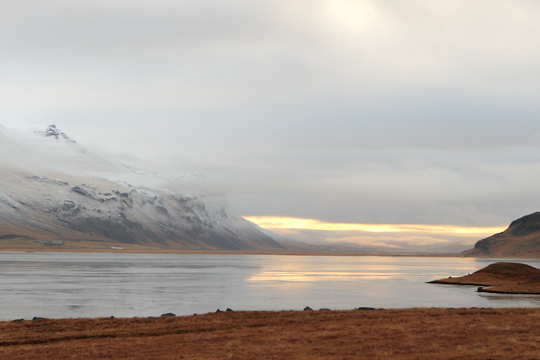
[38, 124, 76, 143]
[507, 212, 540, 236]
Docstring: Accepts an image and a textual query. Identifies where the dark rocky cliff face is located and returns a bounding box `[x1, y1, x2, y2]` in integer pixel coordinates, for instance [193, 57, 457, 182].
[507, 212, 540, 236]
[463, 212, 540, 258]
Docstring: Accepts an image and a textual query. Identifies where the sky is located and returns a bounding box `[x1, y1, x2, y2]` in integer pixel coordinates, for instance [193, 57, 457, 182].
[2, 0, 540, 252]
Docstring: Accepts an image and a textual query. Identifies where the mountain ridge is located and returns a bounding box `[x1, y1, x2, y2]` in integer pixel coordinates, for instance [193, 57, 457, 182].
[0, 124, 285, 251]
[463, 212, 540, 258]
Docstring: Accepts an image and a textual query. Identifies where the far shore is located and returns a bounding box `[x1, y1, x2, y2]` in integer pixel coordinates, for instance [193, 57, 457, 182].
[0, 238, 473, 257]
[4, 235, 540, 258]
[1, 308, 539, 359]
[0, 246, 464, 257]
[5, 239, 540, 259]
[5, 246, 540, 259]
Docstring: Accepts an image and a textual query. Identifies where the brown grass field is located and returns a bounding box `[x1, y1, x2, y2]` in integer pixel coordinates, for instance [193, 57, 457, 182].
[1, 308, 539, 359]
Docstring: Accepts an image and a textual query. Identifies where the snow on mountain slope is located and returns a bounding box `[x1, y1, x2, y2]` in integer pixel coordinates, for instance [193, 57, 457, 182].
[0, 125, 284, 250]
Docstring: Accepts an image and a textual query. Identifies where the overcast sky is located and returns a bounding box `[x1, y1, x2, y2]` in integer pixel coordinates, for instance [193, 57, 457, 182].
[2, 1, 540, 238]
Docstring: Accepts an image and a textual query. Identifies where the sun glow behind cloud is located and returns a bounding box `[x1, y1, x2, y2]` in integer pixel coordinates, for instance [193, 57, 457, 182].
[244, 216, 505, 236]
[328, 0, 375, 33]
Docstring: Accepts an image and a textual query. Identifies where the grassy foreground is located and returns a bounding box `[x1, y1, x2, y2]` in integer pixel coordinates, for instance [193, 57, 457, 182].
[1, 308, 539, 359]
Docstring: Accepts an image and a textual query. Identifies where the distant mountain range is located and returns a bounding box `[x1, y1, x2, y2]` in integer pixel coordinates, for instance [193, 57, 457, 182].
[463, 212, 540, 258]
[0, 125, 285, 251]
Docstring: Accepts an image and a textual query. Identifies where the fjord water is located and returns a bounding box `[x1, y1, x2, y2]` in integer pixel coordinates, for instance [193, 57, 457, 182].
[1, 252, 539, 321]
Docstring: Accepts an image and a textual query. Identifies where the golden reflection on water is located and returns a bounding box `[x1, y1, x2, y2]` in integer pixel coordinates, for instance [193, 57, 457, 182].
[247, 271, 399, 283]
[245, 256, 429, 286]
[244, 256, 487, 290]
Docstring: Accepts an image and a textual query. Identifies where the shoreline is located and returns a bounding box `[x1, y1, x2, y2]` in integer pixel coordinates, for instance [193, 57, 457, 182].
[1, 308, 539, 359]
[4, 247, 540, 259]
[0, 237, 463, 257]
[3, 304, 540, 323]
[0, 244, 464, 257]
[2, 239, 539, 259]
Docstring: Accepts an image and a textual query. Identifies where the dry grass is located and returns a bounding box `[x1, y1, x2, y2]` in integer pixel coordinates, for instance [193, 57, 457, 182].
[1, 308, 539, 359]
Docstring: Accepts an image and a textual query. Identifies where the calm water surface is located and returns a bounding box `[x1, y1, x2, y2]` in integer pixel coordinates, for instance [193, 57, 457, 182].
[0, 252, 539, 320]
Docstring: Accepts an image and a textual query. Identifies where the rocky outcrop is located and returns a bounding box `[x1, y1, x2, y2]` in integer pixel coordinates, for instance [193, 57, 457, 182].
[429, 262, 540, 294]
[38, 124, 76, 142]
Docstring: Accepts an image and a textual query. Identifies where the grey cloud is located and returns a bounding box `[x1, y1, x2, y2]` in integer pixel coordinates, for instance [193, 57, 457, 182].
[5, 1, 540, 110]
[134, 145, 540, 227]
[2, 0, 540, 243]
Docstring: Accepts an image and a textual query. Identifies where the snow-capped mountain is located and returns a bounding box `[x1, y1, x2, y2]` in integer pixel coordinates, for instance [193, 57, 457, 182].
[37, 124, 76, 142]
[0, 125, 284, 251]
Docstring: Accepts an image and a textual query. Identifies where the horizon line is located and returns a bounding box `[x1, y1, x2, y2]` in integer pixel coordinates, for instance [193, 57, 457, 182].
[243, 216, 506, 236]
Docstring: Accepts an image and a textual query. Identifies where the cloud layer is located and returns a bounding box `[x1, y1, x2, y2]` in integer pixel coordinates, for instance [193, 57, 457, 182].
[2, 1, 540, 250]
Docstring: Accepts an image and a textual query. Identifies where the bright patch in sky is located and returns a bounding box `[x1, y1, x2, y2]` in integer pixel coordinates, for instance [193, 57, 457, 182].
[328, 0, 374, 32]
[244, 216, 505, 236]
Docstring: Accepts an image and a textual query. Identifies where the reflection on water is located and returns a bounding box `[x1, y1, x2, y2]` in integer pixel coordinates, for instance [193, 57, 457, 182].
[0, 252, 539, 321]
[479, 293, 540, 303]
[247, 271, 402, 283]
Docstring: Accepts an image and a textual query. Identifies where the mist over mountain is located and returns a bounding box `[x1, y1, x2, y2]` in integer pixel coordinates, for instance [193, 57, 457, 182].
[0, 125, 285, 251]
